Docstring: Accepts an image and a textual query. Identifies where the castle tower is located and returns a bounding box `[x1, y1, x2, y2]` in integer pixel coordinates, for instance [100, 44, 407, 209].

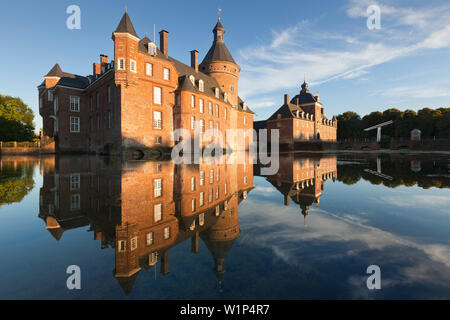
[291, 79, 324, 139]
[200, 18, 240, 107]
[112, 11, 140, 85]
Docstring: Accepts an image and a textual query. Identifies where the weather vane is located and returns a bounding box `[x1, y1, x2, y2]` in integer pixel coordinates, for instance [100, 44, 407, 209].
[218, 8, 222, 21]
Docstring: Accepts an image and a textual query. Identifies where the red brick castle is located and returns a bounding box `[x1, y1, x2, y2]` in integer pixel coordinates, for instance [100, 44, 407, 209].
[38, 11, 254, 155]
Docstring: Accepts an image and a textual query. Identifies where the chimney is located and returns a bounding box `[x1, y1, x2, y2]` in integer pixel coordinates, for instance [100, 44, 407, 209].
[284, 94, 289, 105]
[161, 250, 169, 275]
[284, 194, 290, 206]
[190, 50, 199, 73]
[191, 231, 199, 254]
[93, 62, 101, 76]
[159, 30, 169, 57]
[100, 54, 108, 65]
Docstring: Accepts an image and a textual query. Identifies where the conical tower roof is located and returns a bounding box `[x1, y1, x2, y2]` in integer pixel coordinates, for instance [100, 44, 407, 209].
[45, 63, 64, 77]
[114, 11, 138, 38]
[201, 19, 236, 64]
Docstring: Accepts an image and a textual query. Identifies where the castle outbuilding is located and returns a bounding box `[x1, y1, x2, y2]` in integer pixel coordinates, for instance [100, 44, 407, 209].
[255, 80, 337, 149]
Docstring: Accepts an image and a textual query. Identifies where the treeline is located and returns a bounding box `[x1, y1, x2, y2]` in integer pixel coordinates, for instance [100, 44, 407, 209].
[337, 157, 450, 189]
[0, 94, 36, 142]
[336, 107, 450, 140]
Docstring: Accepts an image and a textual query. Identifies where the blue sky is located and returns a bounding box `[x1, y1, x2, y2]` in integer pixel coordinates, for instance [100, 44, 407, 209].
[1, 0, 450, 129]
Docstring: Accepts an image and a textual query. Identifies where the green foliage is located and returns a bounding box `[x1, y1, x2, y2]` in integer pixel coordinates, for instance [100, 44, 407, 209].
[0, 162, 35, 207]
[0, 94, 36, 142]
[336, 107, 450, 140]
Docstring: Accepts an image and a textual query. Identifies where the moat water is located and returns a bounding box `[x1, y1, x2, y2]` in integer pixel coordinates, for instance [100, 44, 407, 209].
[0, 153, 449, 299]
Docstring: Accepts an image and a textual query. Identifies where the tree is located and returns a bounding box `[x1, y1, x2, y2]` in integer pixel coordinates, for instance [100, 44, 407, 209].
[0, 94, 36, 141]
[336, 111, 362, 139]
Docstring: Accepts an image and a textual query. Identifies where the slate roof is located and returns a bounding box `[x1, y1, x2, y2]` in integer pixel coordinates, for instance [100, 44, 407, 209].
[114, 12, 138, 38]
[267, 102, 305, 121]
[201, 40, 236, 64]
[200, 20, 236, 65]
[290, 81, 320, 105]
[45, 63, 65, 77]
[168, 57, 253, 113]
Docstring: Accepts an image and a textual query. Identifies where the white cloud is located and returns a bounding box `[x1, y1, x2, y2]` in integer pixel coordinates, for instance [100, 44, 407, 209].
[237, 1, 450, 105]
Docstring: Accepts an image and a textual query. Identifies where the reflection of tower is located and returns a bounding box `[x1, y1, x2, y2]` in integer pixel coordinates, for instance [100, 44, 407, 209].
[201, 193, 240, 293]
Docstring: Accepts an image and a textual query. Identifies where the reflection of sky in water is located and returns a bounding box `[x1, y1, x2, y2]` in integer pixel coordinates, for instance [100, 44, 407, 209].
[0, 157, 449, 299]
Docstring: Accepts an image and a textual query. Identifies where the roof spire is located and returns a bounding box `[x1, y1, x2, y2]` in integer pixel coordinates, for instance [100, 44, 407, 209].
[114, 10, 138, 38]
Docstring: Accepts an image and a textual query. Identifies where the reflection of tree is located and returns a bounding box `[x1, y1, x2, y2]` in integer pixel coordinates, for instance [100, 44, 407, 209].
[0, 163, 34, 206]
[338, 157, 450, 189]
[337, 164, 361, 185]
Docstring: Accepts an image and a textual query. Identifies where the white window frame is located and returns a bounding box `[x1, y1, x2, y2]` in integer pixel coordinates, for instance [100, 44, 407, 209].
[70, 117, 80, 133]
[117, 58, 125, 70]
[154, 203, 162, 222]
[199, 99, 204, 113]
[192, 199, 196, 212]
[146, 63, 153, 76]
[191, 177, 196, 191]
[70, 194, 80, 211]
[70, 173, 80, 190]
[200, 171, 205, 186]
[130, 59, 137, 73]
[200, 192, 204, 206]
[154, 87, 162, 105]
[191, 95, 195, 108]
[164, 227, 170, 240]
[131, 237, 138, 251]
[163, 68, 170, 80]
[154, 111, 162, 129]
[208, 102, 213, 115]
[154, 178, 162, 197]
[146, 232, 154, 246]
[210, 169, 214, 184]
[70, 96, 80, 112]
[200, 119, 205, 133]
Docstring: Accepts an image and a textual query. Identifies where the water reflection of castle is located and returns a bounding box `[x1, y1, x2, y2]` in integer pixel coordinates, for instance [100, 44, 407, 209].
[38, 156, 254, 295]
[255, 154, 337, 225]
[37, 154, 337, 295]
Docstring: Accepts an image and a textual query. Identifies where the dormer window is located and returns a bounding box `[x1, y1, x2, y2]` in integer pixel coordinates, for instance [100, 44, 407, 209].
[148, 42, 157, 56]
[215, 87, 219, 98]
[224, 93, 228, 103]
[243, 102, 247, 110]
[199, 80, 204, 92]
[189, 75, 195, 86]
